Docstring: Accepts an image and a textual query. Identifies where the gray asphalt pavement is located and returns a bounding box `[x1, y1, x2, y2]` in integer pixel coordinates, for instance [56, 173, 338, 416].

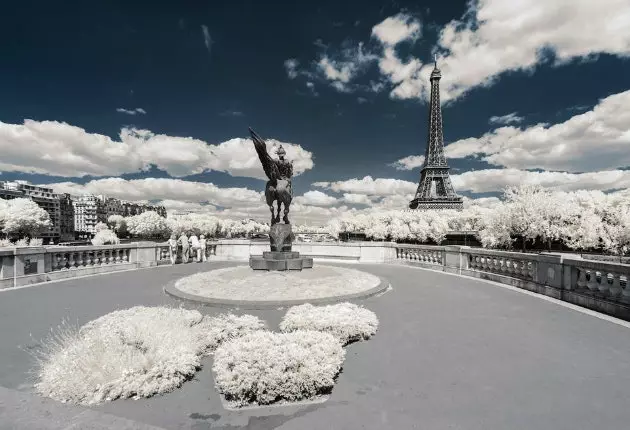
[1, 261, 630, 429]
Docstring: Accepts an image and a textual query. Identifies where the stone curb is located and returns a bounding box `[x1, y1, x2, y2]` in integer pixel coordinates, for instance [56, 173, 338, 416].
[163, 274, 391, 310]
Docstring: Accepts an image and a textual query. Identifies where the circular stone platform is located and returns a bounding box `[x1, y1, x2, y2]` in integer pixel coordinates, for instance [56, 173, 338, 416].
[164, 265, 389, 308]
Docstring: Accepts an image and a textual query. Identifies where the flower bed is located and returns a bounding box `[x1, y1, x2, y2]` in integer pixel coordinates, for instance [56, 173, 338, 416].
[280, 302, 379, 345]
[35, 307, 266, 405]
[212, 330, 345, 407]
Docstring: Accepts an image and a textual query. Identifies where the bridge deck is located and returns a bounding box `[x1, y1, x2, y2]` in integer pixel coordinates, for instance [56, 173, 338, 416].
[1, 262, 629, 429]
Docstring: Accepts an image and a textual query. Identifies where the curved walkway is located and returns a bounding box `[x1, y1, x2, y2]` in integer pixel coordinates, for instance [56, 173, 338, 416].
[1, 261, 630, 429]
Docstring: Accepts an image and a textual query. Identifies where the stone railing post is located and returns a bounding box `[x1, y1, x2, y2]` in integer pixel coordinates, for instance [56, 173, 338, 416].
[443, 246, 469, 274]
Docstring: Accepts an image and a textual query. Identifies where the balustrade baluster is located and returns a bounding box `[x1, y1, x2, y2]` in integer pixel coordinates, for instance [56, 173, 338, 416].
[505, 259, 513, 275]
[68, 252, 76, 269]
[115, 249, 121, 263]
[597, 271, 609, 295]
[586, 270, 599, 293]
[609, 274, 622, 298]
[123, 249, 130, 262]
[576, 268, 587, 289]
[53, 253, 62, 271]
[621, 276, 630, 303]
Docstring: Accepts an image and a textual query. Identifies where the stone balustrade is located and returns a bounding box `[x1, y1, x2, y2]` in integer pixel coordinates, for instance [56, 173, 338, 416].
[395, 244, 444, 266]
[2, 240, 630, 321]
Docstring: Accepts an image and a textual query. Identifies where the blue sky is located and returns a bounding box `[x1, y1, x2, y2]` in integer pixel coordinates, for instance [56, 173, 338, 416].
[0, 0, 629, 224]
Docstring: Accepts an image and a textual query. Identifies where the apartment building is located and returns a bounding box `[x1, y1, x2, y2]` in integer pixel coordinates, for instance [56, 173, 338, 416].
[0, 181, 61, 241]
[58, 193, 75, 242]
[72, 194, 99, 235]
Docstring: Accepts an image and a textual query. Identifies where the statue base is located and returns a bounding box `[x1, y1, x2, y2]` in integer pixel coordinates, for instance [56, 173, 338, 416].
[249, 223, 313, 271]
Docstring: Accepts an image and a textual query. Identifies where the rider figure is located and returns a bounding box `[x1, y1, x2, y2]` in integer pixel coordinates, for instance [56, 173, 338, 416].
[275, 145, 293, 181]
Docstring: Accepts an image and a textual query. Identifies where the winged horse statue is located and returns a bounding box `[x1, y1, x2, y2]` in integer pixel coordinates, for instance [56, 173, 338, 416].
[249, 127, 293, 225]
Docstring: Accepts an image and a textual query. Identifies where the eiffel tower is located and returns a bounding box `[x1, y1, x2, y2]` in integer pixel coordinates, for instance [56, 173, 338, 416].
[409, 57, 463, 210]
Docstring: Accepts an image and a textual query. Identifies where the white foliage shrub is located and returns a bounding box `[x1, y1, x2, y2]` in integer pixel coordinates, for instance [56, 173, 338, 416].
[203, 313, 268, 352]
[280, 303, 379, 345]
[0, 238, 11, 247]
[35, 307, 267, 405]
[213, 330, 345, 407]
[91, 228, 120, 246]
[14, 237, 29, 247]
[94, 222, 109, 232]
[29, 237, 43, 246]
[126, 211, 170, 240]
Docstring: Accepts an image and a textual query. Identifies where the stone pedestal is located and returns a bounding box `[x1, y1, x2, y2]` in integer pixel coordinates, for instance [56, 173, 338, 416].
[269, 223, 293, 252]
[249, 223, 313, 271]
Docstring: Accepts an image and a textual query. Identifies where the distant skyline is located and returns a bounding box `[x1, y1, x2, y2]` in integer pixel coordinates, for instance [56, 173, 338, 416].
[1, 0, 629, 224]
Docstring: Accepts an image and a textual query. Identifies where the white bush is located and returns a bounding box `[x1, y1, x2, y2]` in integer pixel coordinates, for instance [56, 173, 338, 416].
[91, 228, 120, 245]
[35, 307, 267, 405]
[213, 330, 345, 407]
[14, 237, 29, 247]
[29, 238, 43, 246]
[280, 303, 379, 345]
[203, 313, 268, 352]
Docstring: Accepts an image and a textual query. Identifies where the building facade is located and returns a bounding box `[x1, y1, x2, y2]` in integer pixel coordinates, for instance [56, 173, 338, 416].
[0, 180, 61, 241]
[73, 195, 99, 236]
[58, 193, 75, 242]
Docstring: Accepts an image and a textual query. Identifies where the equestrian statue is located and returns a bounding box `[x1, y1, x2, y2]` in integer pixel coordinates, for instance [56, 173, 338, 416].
[249, 127, 293, 225]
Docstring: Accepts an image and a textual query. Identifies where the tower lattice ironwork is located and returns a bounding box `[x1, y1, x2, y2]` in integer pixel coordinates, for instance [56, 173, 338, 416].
[409, 58, 463, 210]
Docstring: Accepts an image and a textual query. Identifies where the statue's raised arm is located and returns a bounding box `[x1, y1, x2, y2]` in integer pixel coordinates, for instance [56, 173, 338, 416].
[249, 127, 279, 181]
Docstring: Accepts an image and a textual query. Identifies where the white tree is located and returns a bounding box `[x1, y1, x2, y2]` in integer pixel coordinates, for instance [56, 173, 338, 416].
[1, 198, 51, 239]
[91, 228, 120, 246]
[126, 211, 170, 240]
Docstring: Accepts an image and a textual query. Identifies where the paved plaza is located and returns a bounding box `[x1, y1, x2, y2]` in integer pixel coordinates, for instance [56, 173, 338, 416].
[2, 262, 630, 429]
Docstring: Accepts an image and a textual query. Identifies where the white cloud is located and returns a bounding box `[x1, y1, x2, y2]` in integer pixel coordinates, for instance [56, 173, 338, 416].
[342, 193, 373, 205]
[313, 43, 377, 93]
[391, 0, 630, 102]
[116, 108, 146, 115]
[318, 57, 353, 83]
[46, 178, 263, 208]
[313, 176, 416, 198]
[0, 120, 313, 179]
[201, 25, 213, 54]
[294, 190, 339, 207]
[284, 59, 299, 79]
[389, 155, 425, 170]
[219, 110, 244, 117]
[446, 90, 630, 172]
[488, 112, 523, 125]
[308, 1, 630, 102]
[452, 168, 630, 193]
[371, 13, 421, 46]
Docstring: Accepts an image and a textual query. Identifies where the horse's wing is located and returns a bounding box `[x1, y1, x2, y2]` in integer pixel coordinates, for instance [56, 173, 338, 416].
[250, 128, 279, 180]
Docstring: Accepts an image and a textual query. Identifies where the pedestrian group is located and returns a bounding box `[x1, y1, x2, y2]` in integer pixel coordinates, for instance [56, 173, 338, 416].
[167, 233, 209, 264]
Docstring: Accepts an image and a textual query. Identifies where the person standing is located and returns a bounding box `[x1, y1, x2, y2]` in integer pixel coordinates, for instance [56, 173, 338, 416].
[189, 234, 201, 262]
[199, 235, 207, 262]
[168, 234, 178, 264]
[179, 233, 190, 263]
